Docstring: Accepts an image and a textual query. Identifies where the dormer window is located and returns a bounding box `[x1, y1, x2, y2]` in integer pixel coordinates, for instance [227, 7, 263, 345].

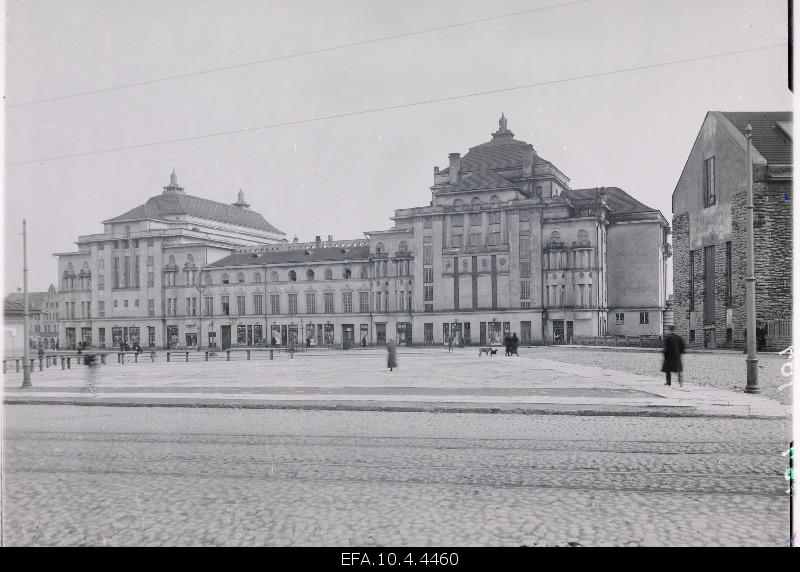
[221, 273, 230, 284]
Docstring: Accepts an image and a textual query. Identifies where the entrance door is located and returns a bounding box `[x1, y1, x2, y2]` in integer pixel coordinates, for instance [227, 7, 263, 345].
[521, 321, 532, 344]
[376, 323, 386, 345]
[221, 325, 231, 349]
[342, 324, 355, 349]
[281, 325, 288, 346]
[553, 321, 565, 344]
[185, 333, 197, 348]
[566, 321, 574, 344]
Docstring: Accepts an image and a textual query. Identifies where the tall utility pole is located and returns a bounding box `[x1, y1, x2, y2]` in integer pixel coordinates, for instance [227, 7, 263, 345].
[22, 219, 32, 387]
[744, 124, 760, 393]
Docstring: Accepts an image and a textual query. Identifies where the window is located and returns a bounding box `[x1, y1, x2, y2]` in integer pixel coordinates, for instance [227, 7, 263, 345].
[520, 260, 530, 278]
[521, 280, 531, 299]
[204, 297, 213, 316]
[190, 297, 197, 316]
[452, 234, 462, 248]
[237, 272, 245, 283]
[703, 156, 716, 207]
[615, 313, 624, 325]
[471, 197, 481, 209]
[135, 298, 140, 307]
[424, 267, 433, 283]
[423, 218, 432, 229]
[423, 245, 432, 265]
[376, 242, 385, 254]
[270, 294, 280, 314]
[424, 285, 433, 302]
[254, 294, 263, 314]
[222, 273, 230, 284]
[470, 233, 482, 247]
[123, 300, 129, 308]
[133, 239, 139, 248]
[147, 238, 153, 246]
[489, 212, 500, 224]
[288, 293, 297, 315]
[149, 299, 155, 317]
[451, 214, 464, 228]
[453, 198, 463, 207]
[342, 292, 353, 313]
[306, 292, 316, 313]
[359, 291, 369, 313]
[270, 271, 279, 282]
[98, 243, 104, 251]
[535, 186, 542, 197]
[519, 232, 531, 254]
[148, 272, 154, 287]
[254, 272, 262, 283]
[324, 292, 334, 313]
[639, 312, 649, 324]
[519, 211, 529, 222]
[306, 269, 315, 281]
[324, 268, 333, 280]
[221, 296, 230, 315]
[98, 275, 105, 290]
[343, 268, 351, 279]
[550, 231, 561, 245]
[690, 330, 695, 342]
[98, 301, 105, 318]
[114, 300, 118, 308]
[399, 240, 408, 252]
[359, 266, 368, 279]
[99, 258, 105, 269]
[289, 270, 297, 282]
[490, 195, 499, 206]
[469, 213, 482, 226]
[237, 295, 246, 315]
[488, 231, 501, 246]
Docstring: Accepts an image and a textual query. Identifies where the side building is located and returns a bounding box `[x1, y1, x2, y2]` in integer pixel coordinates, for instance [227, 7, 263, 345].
[3, 285, 60, 353]
[55, 172, 286, 349]
[671, 111, 792, 350]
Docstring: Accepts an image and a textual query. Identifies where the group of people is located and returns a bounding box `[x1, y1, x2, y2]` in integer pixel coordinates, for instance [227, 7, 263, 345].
[446, 335, 464, 351]
[503, 333, 519, 357]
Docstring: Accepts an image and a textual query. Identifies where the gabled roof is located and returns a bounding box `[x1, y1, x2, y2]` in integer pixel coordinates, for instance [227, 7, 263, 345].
[106, 192, 284, 235]
[438, 170, 516, 193]
[720, 111, 792, 165]
[4, 292, 49, 314]
[566, 187, 657, 215]
[210, 245, 370, 268]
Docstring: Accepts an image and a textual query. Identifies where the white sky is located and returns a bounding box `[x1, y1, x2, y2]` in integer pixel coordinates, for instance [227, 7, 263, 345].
[3, 0, 792, 292]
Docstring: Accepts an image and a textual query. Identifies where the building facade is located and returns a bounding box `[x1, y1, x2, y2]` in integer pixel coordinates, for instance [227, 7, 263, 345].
[55, 116, 669, 349]
[3, 285, 60, 354]
[672, 111, 792, 350]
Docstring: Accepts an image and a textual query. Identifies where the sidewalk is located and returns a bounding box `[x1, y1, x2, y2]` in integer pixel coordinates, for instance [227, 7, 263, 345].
[2, 349, 788, 418]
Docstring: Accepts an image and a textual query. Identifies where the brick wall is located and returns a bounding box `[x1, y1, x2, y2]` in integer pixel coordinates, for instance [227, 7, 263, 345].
[671, 212, 691, 339]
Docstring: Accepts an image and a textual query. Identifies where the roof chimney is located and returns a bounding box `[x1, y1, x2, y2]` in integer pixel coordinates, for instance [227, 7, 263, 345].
[449, 153, 461, 184]
[315, 235, 321, 248]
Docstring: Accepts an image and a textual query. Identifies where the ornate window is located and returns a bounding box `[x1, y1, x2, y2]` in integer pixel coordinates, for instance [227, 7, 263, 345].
[399, 241, 408, 252]
[306, 269, 315, 281]
[577, 229, 588, 243]
[359, 266, 368, 279]
[376, 242, 384, 254]
[289, 270, 297, 282]
[471, 197, 481, 209]
[237, 272, 245, 283]
[221, 273, 230, 284]
[550, 231, 561, 245]
[343, 268, 352, 279]
[490, 195, 499, 206]
[270, 271, 279, 282]
[324, 268, 333, 280]
[168, 255, 175, 265]
[453, 198, 463, 207]
[254, 272, 262, 283]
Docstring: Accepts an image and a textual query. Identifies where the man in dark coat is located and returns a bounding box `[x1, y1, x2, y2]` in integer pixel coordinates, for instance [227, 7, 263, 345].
[504, 334, 511, 357]
[511, 333, 519, 356]
[661, 325, 686, 387]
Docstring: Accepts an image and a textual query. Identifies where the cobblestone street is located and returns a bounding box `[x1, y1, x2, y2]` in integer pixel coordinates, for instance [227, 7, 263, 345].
[2, 405, 791, 547]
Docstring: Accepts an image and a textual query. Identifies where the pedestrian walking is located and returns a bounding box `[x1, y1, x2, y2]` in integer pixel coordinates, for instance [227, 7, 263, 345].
[511, 332, 519, 356]
[504, 334, 512, 357]
[448, 335, 453, 352]
[361, 337, 367, 348]
[84, 352, 99, 397]
[661, 325, 686, 387]
[387, 338, 398, 372]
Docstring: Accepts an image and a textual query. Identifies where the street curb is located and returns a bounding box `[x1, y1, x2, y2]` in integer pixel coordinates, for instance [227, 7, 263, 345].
[2, 397, 781, 419]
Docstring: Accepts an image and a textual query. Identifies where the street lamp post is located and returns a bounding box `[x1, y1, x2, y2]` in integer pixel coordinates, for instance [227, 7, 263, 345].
[22, 219, 31, 387]
[744, 123, 760, 393]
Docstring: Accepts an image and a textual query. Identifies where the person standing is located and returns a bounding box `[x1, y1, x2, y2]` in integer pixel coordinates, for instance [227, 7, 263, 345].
[511, 332, 519, 356]
[387, 338, 398, 372]
[504, 333, 511, 357]
[448, 335, 453, 352]
[661, 325, 686, 387]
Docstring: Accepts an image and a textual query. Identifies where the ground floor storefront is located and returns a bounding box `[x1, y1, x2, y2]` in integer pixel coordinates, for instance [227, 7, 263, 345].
[60, 309, 612, 350]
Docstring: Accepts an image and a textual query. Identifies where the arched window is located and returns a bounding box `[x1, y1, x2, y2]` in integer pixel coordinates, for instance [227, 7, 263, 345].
[453, 198, 463, 207]
[376, 242, 384, 254]
[359, 266, 368, 279]
[343, 268, 352, 279]
[324, 268, 333, 280]
[203, 271, 213, 285]
[306, 269, 315, 281]
[221, 273, 230, 284]
[490, 195, 499, 206]
[289, 270, 297, 282]
[399, 241, 408, 252]
[577, 229, 589, 244]
[237, 272, 245, 283]
[168, 255, 175, 265]
[270, 271, 279, 282]
[254, 272, 262, 283]
[471, 197, 481, 209]
[550, 231, 561, 245]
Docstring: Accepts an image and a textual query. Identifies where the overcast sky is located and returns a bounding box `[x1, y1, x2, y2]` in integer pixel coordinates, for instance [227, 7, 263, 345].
[3, 0, 791, 292]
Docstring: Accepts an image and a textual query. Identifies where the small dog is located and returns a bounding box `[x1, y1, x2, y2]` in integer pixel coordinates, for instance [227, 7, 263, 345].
[478, 347, 497, 357]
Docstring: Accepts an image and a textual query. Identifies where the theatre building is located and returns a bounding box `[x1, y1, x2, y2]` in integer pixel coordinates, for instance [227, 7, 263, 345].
[55, 116, 669, 349]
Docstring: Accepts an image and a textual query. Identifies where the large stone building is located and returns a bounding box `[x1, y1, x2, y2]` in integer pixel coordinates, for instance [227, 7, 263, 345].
[55, 116, 670, 349]
[671, 111, 792, 350]
[3, 285, 59, 354]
